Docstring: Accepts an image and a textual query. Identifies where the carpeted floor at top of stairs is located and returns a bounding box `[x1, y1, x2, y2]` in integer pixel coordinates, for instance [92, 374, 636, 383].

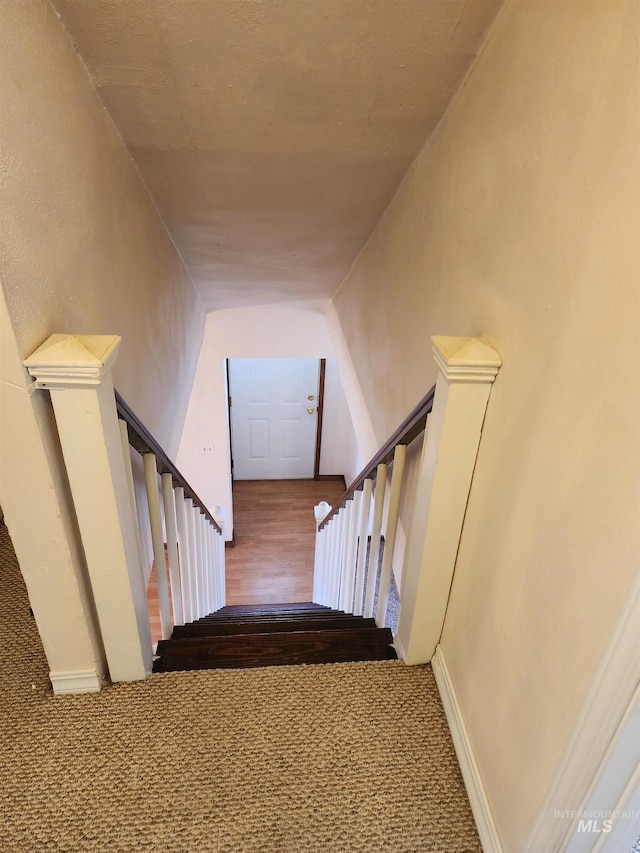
[0, 521, 481, 853]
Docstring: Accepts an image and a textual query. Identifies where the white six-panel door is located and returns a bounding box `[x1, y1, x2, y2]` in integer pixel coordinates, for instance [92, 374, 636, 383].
[229, 358, 320, 479]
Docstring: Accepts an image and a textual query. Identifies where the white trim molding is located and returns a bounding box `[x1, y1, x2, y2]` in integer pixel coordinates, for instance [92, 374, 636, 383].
[432, 336, 502, 384]
[24, 334, 121, 389]
[50, 668, 102, 695]
[432, 646, 504, 853]
[525, 577, 640, 852]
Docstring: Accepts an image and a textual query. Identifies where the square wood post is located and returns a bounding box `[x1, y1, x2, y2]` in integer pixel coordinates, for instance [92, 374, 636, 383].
[395, 336, 501, 664]
[24, 334, 152, 682]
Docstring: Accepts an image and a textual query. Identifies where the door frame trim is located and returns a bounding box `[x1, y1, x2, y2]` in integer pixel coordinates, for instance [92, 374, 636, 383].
[313, 358, 326, 480]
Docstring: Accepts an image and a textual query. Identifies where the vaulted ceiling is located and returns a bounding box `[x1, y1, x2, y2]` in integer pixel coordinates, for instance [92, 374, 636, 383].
[53, 0, 501, 310]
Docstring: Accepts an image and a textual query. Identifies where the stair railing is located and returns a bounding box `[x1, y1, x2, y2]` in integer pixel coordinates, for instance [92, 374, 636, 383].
[115, 392, 225, 640]
[313, 336, 503, 666]
[313, 386, 435, 628]
[23, 333, 226, 684]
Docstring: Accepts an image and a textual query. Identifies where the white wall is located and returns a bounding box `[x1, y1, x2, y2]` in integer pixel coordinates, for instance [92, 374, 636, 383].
[0, 1, 205, 686]
[330, 1, 639, 849]
[0, 2, 205, 457]
[177, 307, 358, 539]
[319, 358, 353, 480]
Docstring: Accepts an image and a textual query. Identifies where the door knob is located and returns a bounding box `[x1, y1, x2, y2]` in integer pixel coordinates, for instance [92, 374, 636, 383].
[307, 406, 315, 414]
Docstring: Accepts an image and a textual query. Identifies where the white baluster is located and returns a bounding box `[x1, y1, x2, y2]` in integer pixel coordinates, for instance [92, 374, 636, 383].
[143, 453, 172, 640]
[211, 524, 220, 611]
[363, 463, 388, 619]
[353, 479, 374, 616]
[185, 498, 199, 620]
[375, 445, 407, 628]
[326, 517, 337, 608]
[313, 502, 331, 605]
[204, 522, 213, 613]
[318, 524, 330, 607]
[200, 513, 209, 616]
[212, 507, 226, 611]
[331, 508, 345, 609]
[174, 488, 192, 624]
[199, 512, 208, 618]
[204, 520, 211, 614]
[201, 515, 209, 617]
[161, 473, 184, 627]
[338, 499, 354, 612]
[193, 508, 205, 619]
[118, 420, 146, 590]
[320, 516, 335, 607]
[207, 521, 215, 614]
[202, 516, 211, 616]
[341, 491, 361, 613]
[218, 529, 226, 609]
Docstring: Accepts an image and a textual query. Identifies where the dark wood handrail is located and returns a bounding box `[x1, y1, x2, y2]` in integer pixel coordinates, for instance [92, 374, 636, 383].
[115, 391, 221, 532]
[318, 384, 436, 530]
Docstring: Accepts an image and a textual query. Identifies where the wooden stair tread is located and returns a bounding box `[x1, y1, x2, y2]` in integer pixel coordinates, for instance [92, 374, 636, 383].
[214, 602, 327, 615]
[194, 611, 350, 624]
[173, 616, 377, 638]
[154, 628, 396, 672]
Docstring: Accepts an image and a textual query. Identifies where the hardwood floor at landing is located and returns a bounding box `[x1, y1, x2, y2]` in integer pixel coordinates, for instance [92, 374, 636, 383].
[225, 479, 346, 605]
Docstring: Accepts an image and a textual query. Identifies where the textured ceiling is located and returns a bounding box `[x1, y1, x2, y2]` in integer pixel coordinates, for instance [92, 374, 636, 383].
[53, 0, 501, 310]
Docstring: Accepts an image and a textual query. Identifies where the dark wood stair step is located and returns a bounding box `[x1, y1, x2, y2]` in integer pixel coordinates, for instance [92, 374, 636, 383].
[173, 616, 377, 638]
[214, 602, 328, 616]
[153, 628, 396, 672]
[194, 610, 348, 624]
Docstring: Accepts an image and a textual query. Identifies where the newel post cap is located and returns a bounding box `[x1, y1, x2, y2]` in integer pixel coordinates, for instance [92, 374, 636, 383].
[24, 334, 121, 388]
[314, 502, 332, 525]
[432, 336, 502, 384]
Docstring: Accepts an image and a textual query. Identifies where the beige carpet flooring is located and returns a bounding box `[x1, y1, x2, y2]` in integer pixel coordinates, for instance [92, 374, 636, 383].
[0, 520, 481, 853]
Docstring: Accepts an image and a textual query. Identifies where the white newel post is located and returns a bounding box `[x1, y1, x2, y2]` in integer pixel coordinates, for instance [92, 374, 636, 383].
[395, 336, 502, 664]
[24, 334, 152, 682]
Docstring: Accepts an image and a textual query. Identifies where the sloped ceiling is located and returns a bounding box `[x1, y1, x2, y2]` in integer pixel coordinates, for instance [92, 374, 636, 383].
[52, 0, 501, 309]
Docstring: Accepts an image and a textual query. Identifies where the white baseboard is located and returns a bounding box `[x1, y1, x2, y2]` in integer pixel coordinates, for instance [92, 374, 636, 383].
[392, 632, 407, 661]
[432, 646, 503, 853]
[50, 668, 102, 695]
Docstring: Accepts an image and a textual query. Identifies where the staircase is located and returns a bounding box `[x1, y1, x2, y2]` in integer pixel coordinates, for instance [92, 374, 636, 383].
[152, 602, 397, 672]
